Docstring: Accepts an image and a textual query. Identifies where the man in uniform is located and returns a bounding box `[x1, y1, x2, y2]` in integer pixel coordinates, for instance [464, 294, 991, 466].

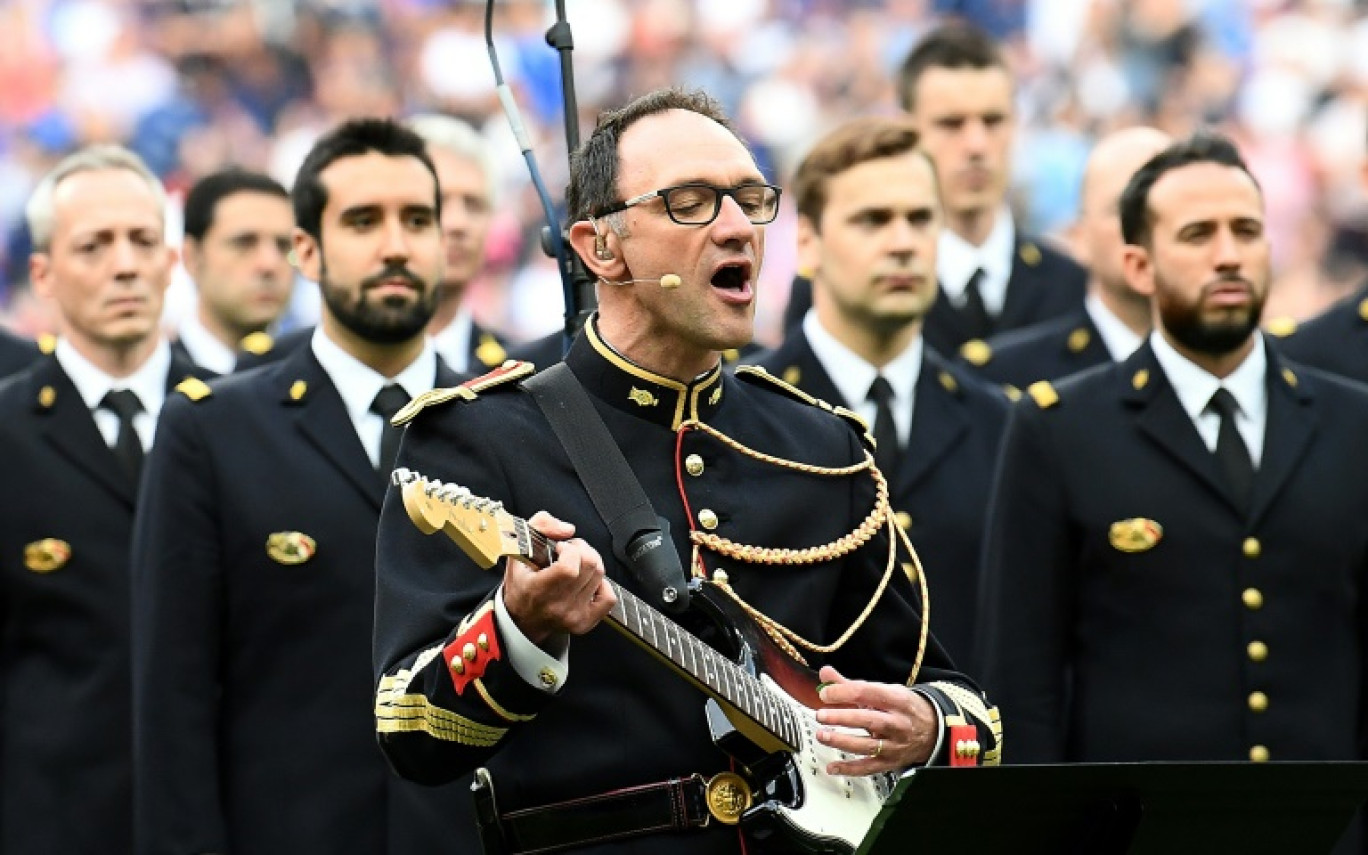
[408, 114, 510, 374]
[977, 132, 1368, 799]
[783, 22, 1086, 356]
[960, 127, 1170, 391]
[0, 145, 207, 853]
[132, 119, 473, 854]
[173, 167, 295, 374]
[757, 116, 1006, 663]
[373, 88, 1000, 854]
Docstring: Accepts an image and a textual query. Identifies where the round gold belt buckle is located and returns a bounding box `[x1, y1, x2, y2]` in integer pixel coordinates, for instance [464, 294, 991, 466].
[704, 772, 753, 825]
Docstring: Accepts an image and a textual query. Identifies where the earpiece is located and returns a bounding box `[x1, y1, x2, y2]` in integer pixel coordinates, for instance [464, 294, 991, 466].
[589, 215, 614, 260]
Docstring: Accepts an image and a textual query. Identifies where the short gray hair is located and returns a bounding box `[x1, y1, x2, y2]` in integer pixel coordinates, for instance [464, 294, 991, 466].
[406, 113, 497, 203]
[26, 145, 166, 251]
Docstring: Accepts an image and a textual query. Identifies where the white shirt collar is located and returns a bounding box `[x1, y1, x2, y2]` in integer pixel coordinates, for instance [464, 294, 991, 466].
[802, 310, 922, 445]
[176, 313, 238, 375]
[1149, 330, 1267, 467]
[1085, 293, 1145, 362]
[310, 326, 438, 425]
[55, 336, 172, 418]
[936, 205, 1015, 316]
[429, 304, 474, 374]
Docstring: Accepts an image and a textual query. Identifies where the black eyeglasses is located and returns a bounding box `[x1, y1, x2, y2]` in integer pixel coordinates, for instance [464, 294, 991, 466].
[594, 182, 782, 226]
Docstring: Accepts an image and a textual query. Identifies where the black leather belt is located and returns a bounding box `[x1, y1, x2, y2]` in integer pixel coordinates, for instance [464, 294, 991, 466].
[478, 773, 713, 854]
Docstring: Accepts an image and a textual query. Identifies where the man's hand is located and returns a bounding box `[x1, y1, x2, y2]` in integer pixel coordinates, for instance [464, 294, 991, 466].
[502, 512, 615, 647]
[813, 664, 938, 776]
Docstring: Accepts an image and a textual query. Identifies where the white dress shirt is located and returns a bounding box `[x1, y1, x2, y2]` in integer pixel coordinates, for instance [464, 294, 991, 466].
[1085, 294, 1145, 362]
[309, 327, 438, 469]
[937, 205, 1015, 317]
[55, 337, 171, 452]
[429, 304, 474, 374]
[1150, 330, 1267, 468]
[175, 313, 238, 375]
[803, 310, 922, 447]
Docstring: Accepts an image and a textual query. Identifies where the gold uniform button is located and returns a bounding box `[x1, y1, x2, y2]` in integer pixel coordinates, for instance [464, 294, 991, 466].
[1248, 691, 1268, 713]
[450, 658, 466, 675]
[685, 454, 705, 477]
[1242, 537, 1261, 558]
[477, 633, 490, 652]
[698, 509, 719, 530]
[1242, 588, 1263, 610]
[538, 667, 558, 689]
[1250, 745, 1270, 763]
[1247, 641, 1268, 662]
[462, 643, 478, 661]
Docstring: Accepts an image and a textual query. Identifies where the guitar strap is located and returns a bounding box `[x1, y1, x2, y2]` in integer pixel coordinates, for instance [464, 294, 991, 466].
[524, 362, 691, 613]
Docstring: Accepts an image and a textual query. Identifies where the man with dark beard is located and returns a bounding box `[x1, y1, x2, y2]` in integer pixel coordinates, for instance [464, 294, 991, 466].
[976, 132, 1368, 834]
[131, 118, 477, 854]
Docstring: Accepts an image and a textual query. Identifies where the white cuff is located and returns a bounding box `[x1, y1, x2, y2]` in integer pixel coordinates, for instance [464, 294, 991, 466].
[909, 688, 946, 767]
[494, 585, 569, 694]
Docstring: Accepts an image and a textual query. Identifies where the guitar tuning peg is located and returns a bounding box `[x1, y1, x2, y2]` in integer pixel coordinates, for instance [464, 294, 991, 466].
[392, 467, 414, 485]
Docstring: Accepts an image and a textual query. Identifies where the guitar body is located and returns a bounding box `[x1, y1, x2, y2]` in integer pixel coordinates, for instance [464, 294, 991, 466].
[684, 581, 896, 854]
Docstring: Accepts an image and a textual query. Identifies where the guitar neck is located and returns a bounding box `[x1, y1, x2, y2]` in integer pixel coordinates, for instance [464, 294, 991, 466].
[518, 520, 801, 752]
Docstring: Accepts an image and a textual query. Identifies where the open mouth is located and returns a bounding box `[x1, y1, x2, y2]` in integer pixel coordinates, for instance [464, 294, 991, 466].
[710, 261, 752, 292]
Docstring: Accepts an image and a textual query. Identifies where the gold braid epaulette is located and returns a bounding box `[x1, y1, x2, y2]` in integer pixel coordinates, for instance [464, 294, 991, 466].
[734, 365, 875, 449]
[392, 360, 535, 426]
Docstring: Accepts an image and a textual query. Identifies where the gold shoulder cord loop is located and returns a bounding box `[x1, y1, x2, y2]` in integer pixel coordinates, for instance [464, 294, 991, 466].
[682, 416, 932, 680]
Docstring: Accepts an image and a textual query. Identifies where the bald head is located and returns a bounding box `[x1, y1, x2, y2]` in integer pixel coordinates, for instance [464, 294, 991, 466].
[1077, 127, 1171, 316]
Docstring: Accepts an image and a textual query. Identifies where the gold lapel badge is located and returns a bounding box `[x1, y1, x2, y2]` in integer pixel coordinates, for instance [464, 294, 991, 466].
[25, 538, 72, 573]
[1109, 518, 1163, 553]
[628, 387, 658, 407]
[266, 531, 317, 565]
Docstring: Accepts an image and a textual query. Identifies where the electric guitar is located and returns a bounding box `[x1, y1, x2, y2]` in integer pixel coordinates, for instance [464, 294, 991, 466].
[392, 467, 897, 854]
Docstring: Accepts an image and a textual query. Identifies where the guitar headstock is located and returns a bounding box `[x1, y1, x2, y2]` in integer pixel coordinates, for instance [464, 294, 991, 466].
[392, 468, 527, 569]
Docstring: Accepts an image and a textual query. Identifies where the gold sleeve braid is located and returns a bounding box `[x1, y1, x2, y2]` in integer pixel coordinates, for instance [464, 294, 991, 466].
[680, 416, 932, 686]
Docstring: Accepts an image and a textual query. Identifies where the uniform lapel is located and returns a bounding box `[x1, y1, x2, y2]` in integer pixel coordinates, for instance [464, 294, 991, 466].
[279, 347, 385, 510]
[924, 292, 974, 353]
[1125, 344, 1240, 512]
[996, 250, 1035, 330]
[1248, 352, 1316, 526]
[898, 351, 968, 493]
[33, 357, 136, 507]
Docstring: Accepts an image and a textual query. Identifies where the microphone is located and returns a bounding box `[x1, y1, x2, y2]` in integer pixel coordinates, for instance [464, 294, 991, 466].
[602, 273, 682, 290]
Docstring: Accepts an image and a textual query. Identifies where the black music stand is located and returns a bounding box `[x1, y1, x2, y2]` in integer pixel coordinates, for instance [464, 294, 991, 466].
[857, 762, 1368, 855]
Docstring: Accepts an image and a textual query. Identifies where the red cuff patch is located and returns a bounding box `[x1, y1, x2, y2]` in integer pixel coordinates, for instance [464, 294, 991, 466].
[443, 610, 502, 695]
[948, 724, 981, 767]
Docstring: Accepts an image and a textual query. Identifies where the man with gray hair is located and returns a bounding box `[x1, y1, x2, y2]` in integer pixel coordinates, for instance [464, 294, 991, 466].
[408, 113, 510, 373]
[0, 144, 210, 852]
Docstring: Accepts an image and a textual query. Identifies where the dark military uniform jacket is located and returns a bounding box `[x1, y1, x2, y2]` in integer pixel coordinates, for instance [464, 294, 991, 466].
[237, 322, 509, 375]
[373, 320, 1000, 854]
[0, 327, 39, 379]
[780, 237, 1087, 354]
[1278, 286, 1368, 385]
[755, 332, 1008, 663]
[132, 344, 474, 855]
[977, 338, 1368, 768]
[0, 349, 208, 854]
[956, 307, 1112, 392]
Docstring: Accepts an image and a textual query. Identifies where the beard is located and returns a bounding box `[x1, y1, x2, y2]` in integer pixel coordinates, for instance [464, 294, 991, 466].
[1156, 271, 1265, 357]
[320, 260, 437, 344]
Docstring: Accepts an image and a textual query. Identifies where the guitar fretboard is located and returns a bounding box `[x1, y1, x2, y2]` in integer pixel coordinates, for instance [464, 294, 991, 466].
[522, 523, 801, 750]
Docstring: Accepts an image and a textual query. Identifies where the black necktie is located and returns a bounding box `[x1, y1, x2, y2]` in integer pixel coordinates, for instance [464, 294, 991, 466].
[961, 267, 994, 340]
[100, 389, 145, 486]
[371, 384, 410, 473]
[867, 376, 900, 477]
[1209, 388, 1253, 511]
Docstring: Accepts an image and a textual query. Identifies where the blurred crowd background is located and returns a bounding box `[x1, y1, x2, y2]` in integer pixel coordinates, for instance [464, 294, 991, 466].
[3, 0, 1368, 348]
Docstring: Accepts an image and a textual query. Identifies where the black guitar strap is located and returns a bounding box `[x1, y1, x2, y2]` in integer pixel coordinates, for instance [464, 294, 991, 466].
[524, 362, 691, 613]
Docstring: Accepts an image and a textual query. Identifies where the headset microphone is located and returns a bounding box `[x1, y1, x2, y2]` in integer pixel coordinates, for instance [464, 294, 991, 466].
[603, 273, 682, 290]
